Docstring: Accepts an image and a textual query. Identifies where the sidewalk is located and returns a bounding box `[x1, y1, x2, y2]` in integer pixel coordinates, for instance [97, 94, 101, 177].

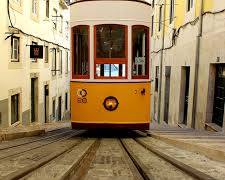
[148, 123, 225, 162]
[0, 121, 71, 141]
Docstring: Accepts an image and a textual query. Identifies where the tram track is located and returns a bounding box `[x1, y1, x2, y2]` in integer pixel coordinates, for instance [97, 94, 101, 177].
[0, 128, 72, 151]
[0, 130, 86, 180]
[0, 130, 83, 160]
[1, 130, 224, 180]
[119, 130, 224, 180]
[68, 138, 145, 180]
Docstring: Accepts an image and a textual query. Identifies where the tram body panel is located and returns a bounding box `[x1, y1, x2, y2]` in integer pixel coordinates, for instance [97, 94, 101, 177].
[70, 1, 152, 25]
[70, 0, 152, 129]
[71, 82, 150, 129]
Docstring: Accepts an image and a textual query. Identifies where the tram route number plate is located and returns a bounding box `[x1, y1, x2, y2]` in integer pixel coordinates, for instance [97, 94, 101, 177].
[76, 89, 88, 103]
[77, 98, 87, 104]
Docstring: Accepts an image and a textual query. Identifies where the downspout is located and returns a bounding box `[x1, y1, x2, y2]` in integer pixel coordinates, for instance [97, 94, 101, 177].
[157, 1, 166, 124]
[192, 0, 204, 128]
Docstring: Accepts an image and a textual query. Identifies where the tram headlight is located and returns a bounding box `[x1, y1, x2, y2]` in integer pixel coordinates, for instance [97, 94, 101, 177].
[103, 96, 119, 111]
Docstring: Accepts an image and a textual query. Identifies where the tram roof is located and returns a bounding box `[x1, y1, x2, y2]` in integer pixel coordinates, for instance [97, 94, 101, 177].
[69, 0, 151, 6]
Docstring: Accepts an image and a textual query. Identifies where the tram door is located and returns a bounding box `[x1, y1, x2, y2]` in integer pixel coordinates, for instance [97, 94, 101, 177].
[212, 65, 225, 127]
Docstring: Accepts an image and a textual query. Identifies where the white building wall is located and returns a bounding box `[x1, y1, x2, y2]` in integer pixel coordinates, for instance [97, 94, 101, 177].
[151, 0, 225, 130]
[0, 0, 70, 127]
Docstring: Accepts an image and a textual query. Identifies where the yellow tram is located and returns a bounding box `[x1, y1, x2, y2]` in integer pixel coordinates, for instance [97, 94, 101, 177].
[70, 0, 152, 129]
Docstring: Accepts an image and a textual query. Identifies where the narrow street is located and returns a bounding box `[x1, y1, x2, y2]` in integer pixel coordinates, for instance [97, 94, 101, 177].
[1, 0, 225, 179]
[0, 128, 225, 180]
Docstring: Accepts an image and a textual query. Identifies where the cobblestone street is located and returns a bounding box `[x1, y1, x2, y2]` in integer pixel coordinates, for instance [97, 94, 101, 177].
[0, 127, 225, 179]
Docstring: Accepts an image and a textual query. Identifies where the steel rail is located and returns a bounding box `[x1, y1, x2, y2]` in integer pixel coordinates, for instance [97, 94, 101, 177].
[62, 139, 101, 180]
[120, 139, 150, 180]
[0, 128, 72, 150]
[134, 138, 216, 180]
[0, 130, 85, 161]
[2, 130, 87, 180]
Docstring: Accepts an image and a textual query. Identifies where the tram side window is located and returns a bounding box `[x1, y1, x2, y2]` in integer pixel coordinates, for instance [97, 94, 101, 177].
[72, 25, 89, 79]
[95, 24, 127, 79]
[132, 26, 149, 79]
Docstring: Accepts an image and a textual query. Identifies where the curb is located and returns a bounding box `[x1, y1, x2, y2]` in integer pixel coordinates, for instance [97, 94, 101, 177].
[0, 129, 45, 141]
[0, 122, 71, 141]
[149, 132, 225, 163]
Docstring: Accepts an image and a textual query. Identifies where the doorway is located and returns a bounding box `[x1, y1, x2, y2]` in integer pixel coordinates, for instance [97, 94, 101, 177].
[164, 66, 171, 123]
[44, 85, 49, 123]
[11, 94, 19, 125]
[212, 64, 225, 127]
[180, 67, 190, 125]
[31, 78, 38, 123]
[58, 96, 62, 121]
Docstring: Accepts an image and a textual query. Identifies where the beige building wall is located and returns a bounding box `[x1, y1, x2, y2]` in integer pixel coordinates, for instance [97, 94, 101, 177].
[151, 0, 225, 131]
[0, 0, 70, 127]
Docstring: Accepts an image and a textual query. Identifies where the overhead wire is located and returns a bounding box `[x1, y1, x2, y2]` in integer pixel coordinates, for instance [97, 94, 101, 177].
[6, 0, 69, 50]
[151, 7, 225, 54]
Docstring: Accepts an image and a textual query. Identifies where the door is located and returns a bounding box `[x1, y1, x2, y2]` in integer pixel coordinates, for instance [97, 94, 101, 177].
[44, 85, 49, 123]
[11, 94, 19, 124]
[164, 66, 171, 123]
[183, 67, 190, 125]
[31, 78, 38, 123]
[58, 96, 62, 121]
[212, 65, 225, 127]
[180, 67, 190, 125]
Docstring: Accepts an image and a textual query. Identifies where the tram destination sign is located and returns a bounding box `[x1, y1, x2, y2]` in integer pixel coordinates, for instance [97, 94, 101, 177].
[30, 45, 43, 59]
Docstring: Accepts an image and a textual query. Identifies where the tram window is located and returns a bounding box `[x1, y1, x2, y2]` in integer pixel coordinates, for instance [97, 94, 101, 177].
[132, 26, 149, 79]
[96, 24, 126, 58]
[72, 25, 89, 79]
[94, 24, 127, 79]
[96, 64, 126, 78]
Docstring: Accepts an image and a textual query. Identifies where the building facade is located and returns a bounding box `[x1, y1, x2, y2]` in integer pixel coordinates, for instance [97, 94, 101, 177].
[151, 0, 225, 131]
[0, 0, 70, 128]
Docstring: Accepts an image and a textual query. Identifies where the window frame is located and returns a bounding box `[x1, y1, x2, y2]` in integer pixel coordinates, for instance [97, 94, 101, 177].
[169, 0, 175, 24]
[32, 0, 38, 15]
[11, 36, 20, 62]
[59, 49, 62, 75]
[94, 24, 128, 79]
[60, 15, 63, 33]
[45, 46, 49, 63]
[151, 15, 154, 36]
[187, 0, 194, 12]
[46, 0, 49, 18]
[158, 6, 162, 32]
[65, 51, 69, 74]
[52, 48, 57, 76]
[131, 25, 150, 79]
[53, 9, 57, 30]
[72, 25, 90, 79]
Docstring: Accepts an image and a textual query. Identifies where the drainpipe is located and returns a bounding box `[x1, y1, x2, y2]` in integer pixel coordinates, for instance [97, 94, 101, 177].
[192, 0, 204, 128]
[157, 1, 166, 124]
